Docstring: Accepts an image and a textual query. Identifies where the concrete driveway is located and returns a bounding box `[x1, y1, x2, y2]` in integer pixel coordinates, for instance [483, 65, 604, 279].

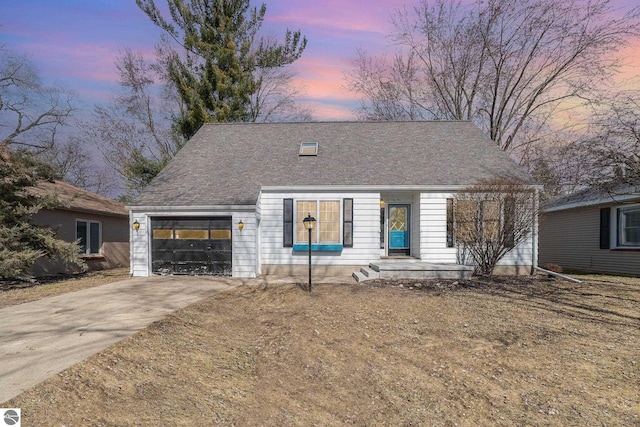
[0, 275, 243, 403]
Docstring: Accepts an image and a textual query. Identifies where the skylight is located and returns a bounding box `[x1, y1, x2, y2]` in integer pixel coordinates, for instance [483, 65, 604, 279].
[299, 142, 318, 156]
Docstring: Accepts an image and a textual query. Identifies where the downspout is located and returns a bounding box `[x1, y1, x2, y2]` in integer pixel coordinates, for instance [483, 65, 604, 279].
[534, 266, 582, 283]
[531, 187, 538, 275]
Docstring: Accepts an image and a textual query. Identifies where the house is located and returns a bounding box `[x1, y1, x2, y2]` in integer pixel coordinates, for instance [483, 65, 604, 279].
[128, 121, 539, 278]
[539, 186, 640, 276]
[29, 180, 130, 276]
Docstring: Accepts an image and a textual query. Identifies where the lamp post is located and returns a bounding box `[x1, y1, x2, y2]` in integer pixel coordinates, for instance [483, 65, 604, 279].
[302, 213, 316, 292]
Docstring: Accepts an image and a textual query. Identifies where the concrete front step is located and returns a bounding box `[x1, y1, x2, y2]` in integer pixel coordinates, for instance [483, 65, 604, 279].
[353, 262, 473, 282]
[352, 266, 380, 282]
[371, 261, 473, 280]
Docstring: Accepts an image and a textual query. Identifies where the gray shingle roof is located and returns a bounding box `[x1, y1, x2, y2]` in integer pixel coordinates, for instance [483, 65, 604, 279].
[132, 121, 535, 207]
[543, 184, 640, 212]
[32, 180, 128, 217]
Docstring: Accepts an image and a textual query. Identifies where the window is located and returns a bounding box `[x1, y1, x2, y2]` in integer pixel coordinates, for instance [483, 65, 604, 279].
[296, 200, 340, 244]
[77, 220, 101, 256]
[618, 206, 640, 247]
[450, 198, 515, 246]
[283, 198, 351, 250]
[454, 200, 478, 243]
[482, 200, 501, 241]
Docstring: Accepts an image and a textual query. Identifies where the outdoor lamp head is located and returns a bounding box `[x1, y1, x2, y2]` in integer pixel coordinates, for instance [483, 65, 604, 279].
[303, 213, 316, 230]
[133, 220, 140, 232]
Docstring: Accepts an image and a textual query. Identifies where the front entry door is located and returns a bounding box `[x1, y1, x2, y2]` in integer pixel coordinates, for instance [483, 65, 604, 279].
[388, 204, 410, 256]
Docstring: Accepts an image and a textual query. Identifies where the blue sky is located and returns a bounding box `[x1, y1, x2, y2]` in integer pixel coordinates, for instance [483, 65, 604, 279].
[1, 0, 639, 120]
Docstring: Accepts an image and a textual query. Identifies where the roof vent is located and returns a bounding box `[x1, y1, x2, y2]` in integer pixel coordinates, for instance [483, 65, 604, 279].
[299, 142, 318, 156]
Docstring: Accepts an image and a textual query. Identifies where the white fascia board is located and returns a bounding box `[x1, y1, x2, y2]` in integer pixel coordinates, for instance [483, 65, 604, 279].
[127, 205, 256, 213]
[260, 184, 542, 193]
[543, 194, 640, 213]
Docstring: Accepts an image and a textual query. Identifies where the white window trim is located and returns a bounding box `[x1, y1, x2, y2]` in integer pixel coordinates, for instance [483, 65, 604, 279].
[76, 219, 102, 256]
[616, 204, 640, 248]
[294, 199, 342, 244]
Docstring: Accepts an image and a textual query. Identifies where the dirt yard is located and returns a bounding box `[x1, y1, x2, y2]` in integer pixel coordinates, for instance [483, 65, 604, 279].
[4, 274, 640, 426]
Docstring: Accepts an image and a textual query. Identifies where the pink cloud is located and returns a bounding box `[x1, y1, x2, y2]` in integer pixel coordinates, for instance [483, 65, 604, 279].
[617, 39, 640, 86]
[306, 100, 357, 121]
[292, 56, 355, 100]
[266, 0, 404, 35]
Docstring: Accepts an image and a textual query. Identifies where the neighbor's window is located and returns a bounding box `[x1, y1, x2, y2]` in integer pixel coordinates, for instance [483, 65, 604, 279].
[77, 220, 101, 256]
[295, 200, 340, 244]
[618, 206, 640, 246]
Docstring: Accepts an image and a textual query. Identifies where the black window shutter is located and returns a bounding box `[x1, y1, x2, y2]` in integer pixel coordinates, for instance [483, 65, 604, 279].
[504, 197, 516, 248]
[283, 199, 293, 247]
[343, 198, 353, 248]
[446, 198, 454, 248]
[600, 208, 610, 249]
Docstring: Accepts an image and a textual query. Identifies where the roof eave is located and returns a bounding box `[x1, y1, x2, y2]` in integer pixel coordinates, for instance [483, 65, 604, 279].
[543, 193, 640, 213]
[127, 204, 257, 212]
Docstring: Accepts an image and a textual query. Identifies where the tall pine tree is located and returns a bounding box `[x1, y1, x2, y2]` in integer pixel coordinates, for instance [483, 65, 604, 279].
[136, 0, 307, 139]
[0, 151, 85, 278]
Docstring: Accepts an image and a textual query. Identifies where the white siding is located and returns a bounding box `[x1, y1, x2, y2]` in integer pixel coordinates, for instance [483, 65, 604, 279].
[129, 209, 256, 278]
[233, 213, 257, 278]
[130, 212, 150, 277]
[417, 192, 535, 267]
[259, 191, 380, 267]
[418, 193, 457, 263]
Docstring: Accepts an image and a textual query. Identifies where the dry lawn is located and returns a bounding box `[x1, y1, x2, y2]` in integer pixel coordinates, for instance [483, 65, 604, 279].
[5, 274, 640, 426]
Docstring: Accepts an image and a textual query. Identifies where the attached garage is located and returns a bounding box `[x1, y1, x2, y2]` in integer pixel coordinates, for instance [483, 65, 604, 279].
[151, 217, 232, 276]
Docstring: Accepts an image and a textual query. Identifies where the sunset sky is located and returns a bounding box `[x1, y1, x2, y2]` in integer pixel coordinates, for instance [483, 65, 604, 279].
[2, 0, 639, 121]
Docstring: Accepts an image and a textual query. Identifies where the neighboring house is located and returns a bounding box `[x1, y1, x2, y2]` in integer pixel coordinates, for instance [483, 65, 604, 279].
[29, 180, 130, 276]
[129, 121, 539, 278]
[539, 186, 640, 276]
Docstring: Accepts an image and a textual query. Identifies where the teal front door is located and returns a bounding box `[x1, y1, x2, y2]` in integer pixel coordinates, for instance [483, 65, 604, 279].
[388, 204, 410, 256]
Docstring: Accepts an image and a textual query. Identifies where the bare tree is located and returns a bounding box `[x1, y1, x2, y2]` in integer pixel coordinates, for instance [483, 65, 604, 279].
[249, 65, 312, 122]
[529, 91, 640, 197]
[90, 48, 183, 201]
[246, 36, 312, 122]
[584, 93, 640, 193]
[453, 178, 537, 276]
[348, 48, 427, 121]
[0, 49, 75, 161]
[34, 135, 119, 197]
[346, 0, 640, 161]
